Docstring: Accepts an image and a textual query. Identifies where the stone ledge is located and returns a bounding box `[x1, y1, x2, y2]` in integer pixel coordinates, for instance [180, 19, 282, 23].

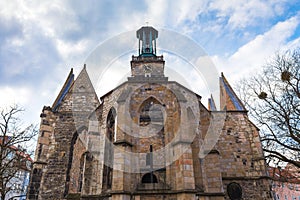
[140, 167, 166, 173]
[171, 140, 193, 146]
[127, 76, 169, 83]
[196, 192, 225, 197]
[136, 182, 171, 190]
[80, 193, 111, 199]
[113, 140, 133, 147]
[222, 176, 271, 180]
[65, 193, 81, 199]
[33, 161, 48, 165]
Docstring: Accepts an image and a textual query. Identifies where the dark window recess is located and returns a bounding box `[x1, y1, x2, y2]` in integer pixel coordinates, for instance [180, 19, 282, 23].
[78, 155, 84, 192]
[140, 115, 151, 123]
[64, 131, 79, 196]
[28, 168, 42, 199]
[227, 129, 232, 135]
[102, 108, 115, 190]
[139, 97, 164, 126]
[242, 159, 247, 165]
[251, 161, 254, 168]
[37, 144, 43, 159]
[141, 173, 158, 183]
[42, 120, 49, 125]
[227, 182, 242, 200]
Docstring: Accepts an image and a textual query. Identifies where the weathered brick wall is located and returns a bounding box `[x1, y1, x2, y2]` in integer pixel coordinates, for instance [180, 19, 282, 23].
[29, 65, 273, 200]
[68, 137, 86, 194]
[217, 111, 271, 199]
[28, 67, 100, 200]
[217, 112, 267, 178]
[28, 106, 56, 200]
[39, 111, 76, 200]
[223, 179, 271, 200]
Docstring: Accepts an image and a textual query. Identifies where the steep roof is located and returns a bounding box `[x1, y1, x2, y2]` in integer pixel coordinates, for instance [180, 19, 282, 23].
[219, 73, 246, 111]
[208, 94, 217, 111]
[51, 65, 100, 112]
[52, 68, 74, 111]
[72, 65, 97, 94]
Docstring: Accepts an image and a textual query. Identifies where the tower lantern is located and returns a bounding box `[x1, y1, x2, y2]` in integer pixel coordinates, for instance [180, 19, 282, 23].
[136, 26, 158, 56]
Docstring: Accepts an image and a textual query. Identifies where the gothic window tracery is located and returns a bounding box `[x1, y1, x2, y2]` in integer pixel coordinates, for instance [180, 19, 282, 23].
[139, 97, 164, 127]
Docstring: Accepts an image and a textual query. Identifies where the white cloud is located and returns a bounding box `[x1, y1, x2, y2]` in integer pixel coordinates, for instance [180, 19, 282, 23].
[56, 38, 90, 61]
[142, 0, 210, 28]
[0, 86, 32, 106]
[165, 0, 209, 25]
[0, 0, 299, 127]
[0, 84, 56, 129]
[209, 0, 287, 28]
[0, 1, 76, 37]
[213, 14, 300, 82]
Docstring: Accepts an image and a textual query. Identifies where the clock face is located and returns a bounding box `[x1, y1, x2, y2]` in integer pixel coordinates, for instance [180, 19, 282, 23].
[143, 65, 152, 73]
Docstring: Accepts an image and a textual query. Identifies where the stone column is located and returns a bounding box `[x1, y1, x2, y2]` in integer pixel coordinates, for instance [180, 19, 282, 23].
[111, 144, 132, 200]
[173, 142, 196, 191]
[111, 101, 133, 200]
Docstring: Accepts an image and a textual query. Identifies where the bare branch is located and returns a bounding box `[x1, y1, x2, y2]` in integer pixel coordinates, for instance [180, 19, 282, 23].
[0, 105, 37, 199]
[236, 48, 300, 169]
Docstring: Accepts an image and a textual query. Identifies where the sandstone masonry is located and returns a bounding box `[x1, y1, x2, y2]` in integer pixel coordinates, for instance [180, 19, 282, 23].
[28, 26, 272, 200]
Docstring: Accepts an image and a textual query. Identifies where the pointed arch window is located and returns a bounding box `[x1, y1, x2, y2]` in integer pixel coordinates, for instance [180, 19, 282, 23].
[139, 97, 164, 127]
[102, 108, 116, 190]
[106, 108, 117, 142]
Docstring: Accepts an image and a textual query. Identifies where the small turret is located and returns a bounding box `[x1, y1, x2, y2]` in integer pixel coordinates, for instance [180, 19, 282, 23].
[136, 26, 158, 56]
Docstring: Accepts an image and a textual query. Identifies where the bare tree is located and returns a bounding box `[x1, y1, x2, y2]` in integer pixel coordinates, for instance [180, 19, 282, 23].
[0, 105, 38, 200]
[237, 49, 300, 168]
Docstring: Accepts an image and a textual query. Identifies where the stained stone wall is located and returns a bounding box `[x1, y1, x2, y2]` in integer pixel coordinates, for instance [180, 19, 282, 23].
[28, 68, 100, 200]
[217, 112, 267, 178]
[68, 135, 86, 194]
[28, 66, 272, 200]
[217, 111, 272, 199]
[28, 106, 55, 199]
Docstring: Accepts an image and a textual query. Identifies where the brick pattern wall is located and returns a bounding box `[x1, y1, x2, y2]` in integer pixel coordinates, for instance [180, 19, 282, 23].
[28, 67, 272, 200]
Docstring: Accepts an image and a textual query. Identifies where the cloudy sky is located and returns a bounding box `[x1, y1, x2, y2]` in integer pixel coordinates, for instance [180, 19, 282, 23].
[0, 0, 300, 126]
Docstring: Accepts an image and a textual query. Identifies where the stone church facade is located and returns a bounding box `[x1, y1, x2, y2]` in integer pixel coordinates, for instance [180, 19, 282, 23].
[28, 26, 272, 200]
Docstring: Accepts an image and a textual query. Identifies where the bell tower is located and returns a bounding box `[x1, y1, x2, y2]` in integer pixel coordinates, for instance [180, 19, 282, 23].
[128, 26, 168, 82]
[137, 26, 158, 55]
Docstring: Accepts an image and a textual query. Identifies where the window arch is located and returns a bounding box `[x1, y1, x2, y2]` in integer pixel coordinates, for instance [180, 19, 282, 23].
[106, 107, 117, 141]
[141, 173, 158, 183]
[139, 97, 164, 127]
[64, 126, 87, 196]
[102, 107, 116, 190]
